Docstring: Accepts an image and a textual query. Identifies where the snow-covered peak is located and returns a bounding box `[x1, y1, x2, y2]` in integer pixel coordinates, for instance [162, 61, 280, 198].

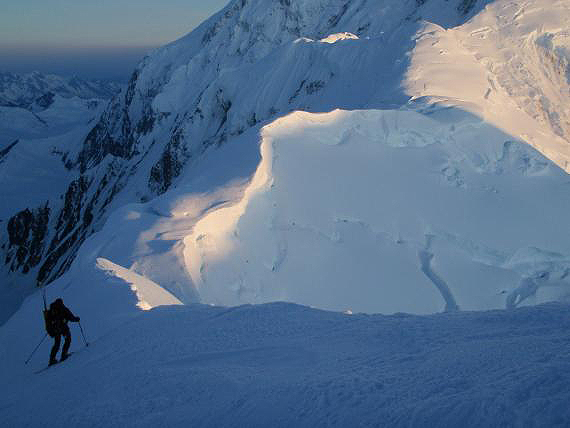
[126, 0, 478, 117]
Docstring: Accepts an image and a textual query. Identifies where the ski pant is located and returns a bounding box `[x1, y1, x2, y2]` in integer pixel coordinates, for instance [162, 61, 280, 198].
[50, 324, 71, 362]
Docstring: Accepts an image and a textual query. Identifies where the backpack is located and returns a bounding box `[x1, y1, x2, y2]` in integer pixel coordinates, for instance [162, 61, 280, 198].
[43, 307, 59, 337]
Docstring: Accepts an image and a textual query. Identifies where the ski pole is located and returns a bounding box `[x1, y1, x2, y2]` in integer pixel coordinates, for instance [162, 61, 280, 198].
[78, 321, 89, 347]
[25, 333, 48, 365]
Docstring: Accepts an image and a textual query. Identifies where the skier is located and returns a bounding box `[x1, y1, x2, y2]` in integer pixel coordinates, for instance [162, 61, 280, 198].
[45, 298, 80, 366]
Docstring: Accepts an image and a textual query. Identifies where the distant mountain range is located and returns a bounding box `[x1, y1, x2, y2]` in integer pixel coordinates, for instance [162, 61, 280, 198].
[0, 71, 122, 110]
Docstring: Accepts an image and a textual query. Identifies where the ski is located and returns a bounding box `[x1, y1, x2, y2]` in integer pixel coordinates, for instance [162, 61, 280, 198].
[33, 352, 74, 374]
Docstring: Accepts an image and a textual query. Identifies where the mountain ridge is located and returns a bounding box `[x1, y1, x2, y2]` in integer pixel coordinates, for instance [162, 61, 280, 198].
[0, 70, 121, 109]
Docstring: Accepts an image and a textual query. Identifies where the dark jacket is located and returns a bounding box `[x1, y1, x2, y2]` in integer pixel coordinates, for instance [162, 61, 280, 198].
[49, 300, 79, 333]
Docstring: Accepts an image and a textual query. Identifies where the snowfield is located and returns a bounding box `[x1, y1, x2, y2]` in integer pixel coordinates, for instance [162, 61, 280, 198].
[0, 95, 106, 149]
[0, 71, 118, 148]
[184, 108, 570, 314]
[406, 0, 570, 171]
[2, 296, 570, 427]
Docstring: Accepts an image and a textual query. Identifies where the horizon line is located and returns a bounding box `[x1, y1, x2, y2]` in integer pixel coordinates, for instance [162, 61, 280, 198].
[0, 43, 163, 52]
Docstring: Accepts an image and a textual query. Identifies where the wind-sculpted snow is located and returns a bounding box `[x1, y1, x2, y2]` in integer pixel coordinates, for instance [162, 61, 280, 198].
[2, 215, 570, 425]
[406, 0, 570, 171]
[3, 2, 570, 421]
[20, 107, 569, 317]
[2, 296, 570, 427]
[181, 109, 570, 313]
[95, 258, 182, 310]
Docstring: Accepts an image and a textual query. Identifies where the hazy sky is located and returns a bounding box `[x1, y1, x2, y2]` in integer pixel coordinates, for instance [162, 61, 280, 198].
[0, 0, 229, 80]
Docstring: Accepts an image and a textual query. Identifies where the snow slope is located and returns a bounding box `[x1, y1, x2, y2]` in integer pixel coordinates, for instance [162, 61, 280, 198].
[2, 212, 569, 426]
[60, 107, 568, 316]
[406, 0, 570, 171]
[184, 109, 570, 313]
[0, 92, 109, 323]
[2, 297, 570, 427]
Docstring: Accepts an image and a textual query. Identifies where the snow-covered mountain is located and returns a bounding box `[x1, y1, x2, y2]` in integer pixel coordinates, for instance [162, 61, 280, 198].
[3, 290, 570, 426]
[0, 73, 120, 320]
[3, 0, 570, 425]
[1, 0, 570, 323]
[0, 71, 121, 109]
[0, 95, 108, 149]
[0, 71, 121, 148]
[406, 0, 570, 169]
